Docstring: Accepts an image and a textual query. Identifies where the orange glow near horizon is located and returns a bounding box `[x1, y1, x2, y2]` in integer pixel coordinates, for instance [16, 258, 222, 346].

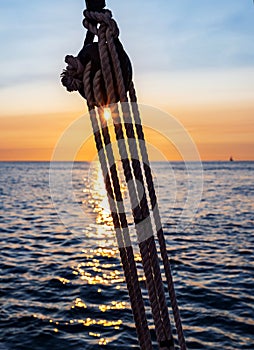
[0, 101, 253, 162]
[0, 1, 254, 163]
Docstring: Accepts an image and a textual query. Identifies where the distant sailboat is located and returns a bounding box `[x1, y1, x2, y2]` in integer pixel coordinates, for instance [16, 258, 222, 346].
[229, 156, 234, 162]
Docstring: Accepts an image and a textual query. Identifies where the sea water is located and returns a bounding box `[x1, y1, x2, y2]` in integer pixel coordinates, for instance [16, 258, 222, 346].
[0, 161, 253, 349]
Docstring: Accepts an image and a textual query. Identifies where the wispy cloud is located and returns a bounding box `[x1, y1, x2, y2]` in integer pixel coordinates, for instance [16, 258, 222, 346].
[0, 0, 254, 103]
[1, 0, 253, 89]
[0, 0, 253, 161]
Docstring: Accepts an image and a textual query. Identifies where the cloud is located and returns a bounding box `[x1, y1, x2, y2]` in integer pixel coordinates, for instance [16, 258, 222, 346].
[1, 0, 253, 89]
[0, 1, 85, 89]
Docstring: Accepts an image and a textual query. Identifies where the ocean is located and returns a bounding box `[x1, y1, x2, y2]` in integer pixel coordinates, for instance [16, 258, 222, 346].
[0, 161, 253, 349]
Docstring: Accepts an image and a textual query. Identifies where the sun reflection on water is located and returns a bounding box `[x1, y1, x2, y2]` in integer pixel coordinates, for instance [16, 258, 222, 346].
[33, 311, 123, 346]
[73, 260, 124, 286]
[87, 163, 113, 226]
[63, 162, 144, 346]
[84, 160, 130, 234]
[99, 301, 127, 313]
[72, 298, 87, 309]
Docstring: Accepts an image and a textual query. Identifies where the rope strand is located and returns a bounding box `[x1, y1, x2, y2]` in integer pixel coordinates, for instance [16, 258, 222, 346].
[62, 6, 187, 349]
[85, 64, 153, 350]
[129, 82, 187, 350]
[97, 21, 175, 349]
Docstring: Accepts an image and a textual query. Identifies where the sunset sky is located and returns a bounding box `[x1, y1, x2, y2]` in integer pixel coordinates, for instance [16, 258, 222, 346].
[0, 0, 253, 161]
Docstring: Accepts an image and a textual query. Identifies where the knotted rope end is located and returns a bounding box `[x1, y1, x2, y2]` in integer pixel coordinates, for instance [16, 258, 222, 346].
[61, 55, 84, 92]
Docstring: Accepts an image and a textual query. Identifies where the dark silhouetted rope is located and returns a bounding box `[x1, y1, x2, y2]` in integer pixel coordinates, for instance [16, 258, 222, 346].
[61, 3, 187, 349]
[129, 83, 187, 350]
[84, 64, 153, 350]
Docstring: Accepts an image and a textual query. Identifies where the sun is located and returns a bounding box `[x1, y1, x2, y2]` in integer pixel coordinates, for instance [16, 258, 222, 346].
[104, 108, 111, 121]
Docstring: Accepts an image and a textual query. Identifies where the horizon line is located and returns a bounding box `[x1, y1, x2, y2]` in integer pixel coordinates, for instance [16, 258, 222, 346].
[0, 159, 253, 163]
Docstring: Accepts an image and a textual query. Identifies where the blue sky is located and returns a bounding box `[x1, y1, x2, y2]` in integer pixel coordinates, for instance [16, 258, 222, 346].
[0, 0, 254, 160]
[0, 0, 253, 90]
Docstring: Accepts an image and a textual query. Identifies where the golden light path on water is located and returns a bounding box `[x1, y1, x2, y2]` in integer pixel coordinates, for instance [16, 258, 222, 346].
[89, 163, 113, 227]
[2, 162, 253, 349]
[44, 162, 145, 346]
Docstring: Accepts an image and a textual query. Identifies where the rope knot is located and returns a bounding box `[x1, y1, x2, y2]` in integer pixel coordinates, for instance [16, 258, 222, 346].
[61, 55, 84, 92]
[61, 3, 187, 349]
[83, 9, 119, 38]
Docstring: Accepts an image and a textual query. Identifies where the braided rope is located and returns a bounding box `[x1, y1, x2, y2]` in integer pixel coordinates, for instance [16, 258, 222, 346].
[62, 7, 187, 350]
[85, 65, 153, 350]
[98, 24, 116, 105]
[104, 36, 173, 338]
[84, 9, 119, 38]
[95, 17, 175, 349]
[106, 30, 127, 102]
[109, 104, 172, 346]
[61, 55, 84, 92]
[129, 83, 187, 350]
[105, 16, 176, 347]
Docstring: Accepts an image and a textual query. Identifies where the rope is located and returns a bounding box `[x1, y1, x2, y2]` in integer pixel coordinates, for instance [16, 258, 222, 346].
[84, 64, 153, 350]
[62, 5, 187, 350]
[110, 105, 174, 346]
[94, 26, 173, 346]
[96, 15, 176, 348]
[129, 83, 187, 350]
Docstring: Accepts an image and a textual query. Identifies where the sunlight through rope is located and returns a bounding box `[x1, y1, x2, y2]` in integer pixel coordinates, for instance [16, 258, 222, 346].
[61, 1, 187, 349]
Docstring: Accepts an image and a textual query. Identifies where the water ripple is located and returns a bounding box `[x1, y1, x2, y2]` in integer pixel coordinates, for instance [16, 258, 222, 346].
[0, 162, 253, 349]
